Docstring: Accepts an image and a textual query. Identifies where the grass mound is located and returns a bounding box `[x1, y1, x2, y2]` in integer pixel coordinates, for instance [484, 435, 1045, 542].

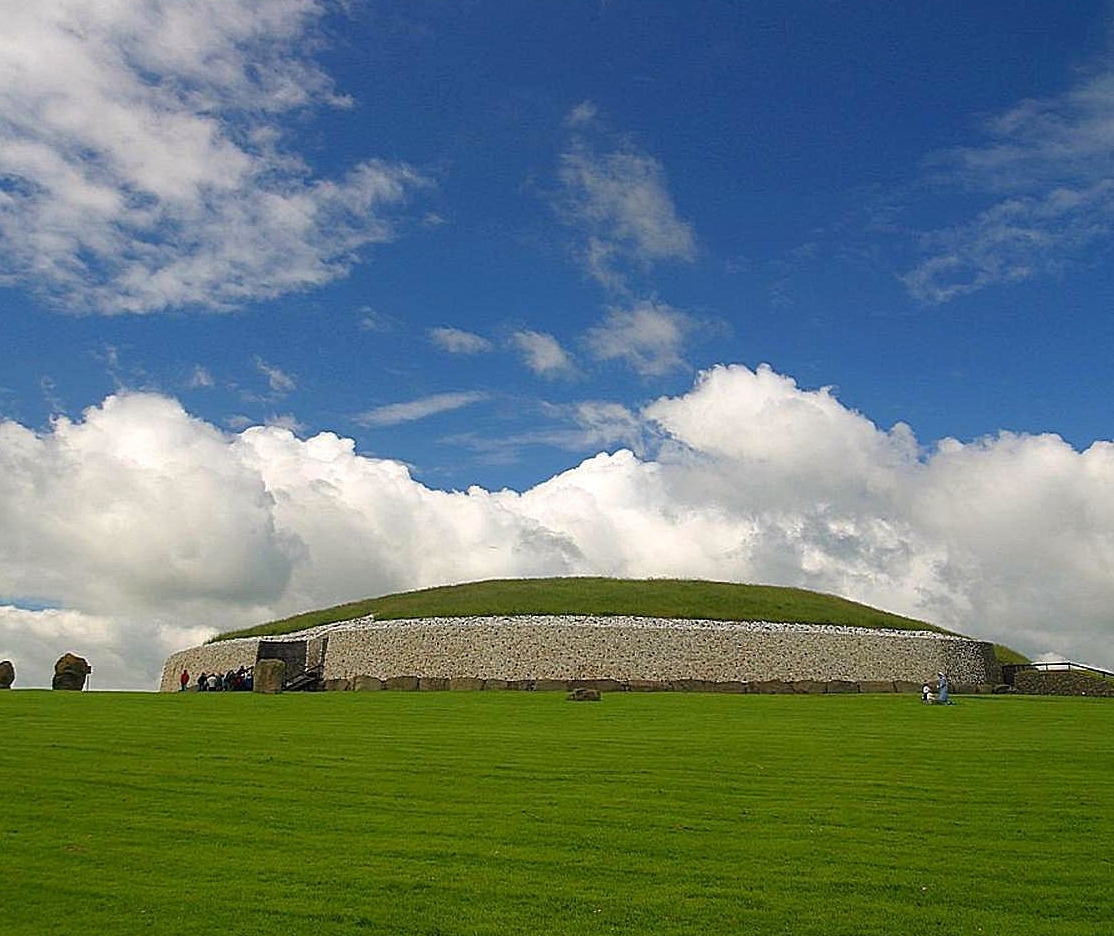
[213, 576, 955, 642]
[1, 691, 1109, 935]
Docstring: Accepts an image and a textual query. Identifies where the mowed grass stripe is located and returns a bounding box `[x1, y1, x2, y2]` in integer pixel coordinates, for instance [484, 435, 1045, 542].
[1, 692, 1111, 935]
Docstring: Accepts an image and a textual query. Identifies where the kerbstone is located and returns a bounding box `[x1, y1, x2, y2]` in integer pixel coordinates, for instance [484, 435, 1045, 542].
[253, 659, 285, 694]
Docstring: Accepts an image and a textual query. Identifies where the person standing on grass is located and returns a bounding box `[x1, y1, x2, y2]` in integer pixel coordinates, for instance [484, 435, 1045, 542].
[937, 672, 949, 704]
[179, 669, 189, 691]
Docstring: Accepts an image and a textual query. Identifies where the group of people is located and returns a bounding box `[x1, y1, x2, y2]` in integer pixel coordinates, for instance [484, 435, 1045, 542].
[921, 671, 951, 704]
[178, 666, 253, 692]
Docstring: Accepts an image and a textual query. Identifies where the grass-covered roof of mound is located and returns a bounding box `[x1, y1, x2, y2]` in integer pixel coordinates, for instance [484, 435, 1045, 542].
[213, 576, 960, 643]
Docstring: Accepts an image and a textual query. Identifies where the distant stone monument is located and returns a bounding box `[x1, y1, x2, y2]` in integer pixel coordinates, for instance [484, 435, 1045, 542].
[52, 653, 91, 691]
[0, 660, 14, 689]
[253, 658, 285, 694]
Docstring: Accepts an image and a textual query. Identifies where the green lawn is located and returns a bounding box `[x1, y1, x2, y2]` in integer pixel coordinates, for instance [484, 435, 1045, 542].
[2, 691, 1109, 935]
[215, 577, 953, 642]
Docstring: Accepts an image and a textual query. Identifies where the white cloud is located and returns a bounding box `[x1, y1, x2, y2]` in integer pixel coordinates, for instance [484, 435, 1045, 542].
[264, 414, 307, 434]
[511, 330, 576, 378]
[585, 300, 694, 376]
[429, 327, 493, 355]
[905, 66, 1114, 301]
[557, 110, 695, 290]
[2, 368, 1114, 689]
[254, 357, 297, 394]
[187, 365, 215, 389]
[0, 1, 426, 313]
[355, 391, 487, 427]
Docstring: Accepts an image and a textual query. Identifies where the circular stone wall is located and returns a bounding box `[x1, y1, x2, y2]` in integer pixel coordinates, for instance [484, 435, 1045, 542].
[160, 614, 1000, 691]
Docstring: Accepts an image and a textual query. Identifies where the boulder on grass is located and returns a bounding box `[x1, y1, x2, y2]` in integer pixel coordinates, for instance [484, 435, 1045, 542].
[52, 654, 91, 691]
[323, 678, 351, 692]
[253, 659, 285, 694]
[567, 688, 601, 702]
[448, 677, 485, 691]
[792, 680, 826, 694]
[419, 676, 449, 691]
[825, 680, 859, 694]
[385, 675, 419, 691]
[0, 660, 14, 689]
[352, 676, 383, 692]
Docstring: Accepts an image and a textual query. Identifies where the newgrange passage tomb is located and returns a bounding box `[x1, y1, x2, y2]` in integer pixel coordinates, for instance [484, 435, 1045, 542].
[160, 578, 1002, 691]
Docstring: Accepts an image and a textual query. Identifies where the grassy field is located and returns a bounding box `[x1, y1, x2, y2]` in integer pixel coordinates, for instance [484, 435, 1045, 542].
[215, 577, 954, 642]
[2, 691, 1110, 935]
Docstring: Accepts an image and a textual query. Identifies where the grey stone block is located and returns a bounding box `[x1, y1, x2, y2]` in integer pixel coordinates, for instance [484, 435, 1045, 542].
[448, 677, 485, 691]
[385, 675, 419, 691]
[858, 680, 896, 693]
[353, 675, 383, 691]
[751, 680, 795, 694]
[793, 680, 827, 694]
[253, 659, 285, 694]
[419, 676, 449, 691]
[533, 679, 570, 692]
[482, 678, 508, 691]
[323, 678, 351, 692]
[626, 679, 670, 691]
[825, 680, 859, 694]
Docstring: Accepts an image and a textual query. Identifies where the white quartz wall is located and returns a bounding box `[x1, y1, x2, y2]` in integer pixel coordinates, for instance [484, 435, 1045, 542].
[159, 638, 260, 692]
[160, 615, 999, 691]
[321, 616, 998, 684]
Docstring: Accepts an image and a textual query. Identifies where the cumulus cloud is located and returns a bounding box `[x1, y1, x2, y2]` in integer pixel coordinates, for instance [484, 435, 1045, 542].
[2, 367, 1113, 689]
[585, 300, 695, 376]
[354, 391, 487, 427]
[0, 1, 425, 313]
[429, 327, 493, 355]
[904, 66, 1114, 301]
[511, 330, 576, 378]
[557, 105, 695, 290]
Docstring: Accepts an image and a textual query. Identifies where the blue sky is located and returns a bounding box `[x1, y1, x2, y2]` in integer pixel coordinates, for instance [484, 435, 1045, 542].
[2, 1, 1114, 687]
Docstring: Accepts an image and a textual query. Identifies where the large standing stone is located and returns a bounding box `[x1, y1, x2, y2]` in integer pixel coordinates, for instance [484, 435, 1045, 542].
[253, 659, 285, 694]
[51, 654, 91, 691]
[0, 660, 14, 689]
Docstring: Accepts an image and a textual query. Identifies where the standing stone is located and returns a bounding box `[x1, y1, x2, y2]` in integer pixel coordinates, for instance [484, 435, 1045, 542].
[253, 659, 285, 694]
[51, 654, 91, 691]
[0, 660, 14, 689]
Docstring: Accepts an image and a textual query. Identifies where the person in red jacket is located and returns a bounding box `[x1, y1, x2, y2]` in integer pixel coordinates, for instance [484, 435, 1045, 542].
[179, 669, 189, 691]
